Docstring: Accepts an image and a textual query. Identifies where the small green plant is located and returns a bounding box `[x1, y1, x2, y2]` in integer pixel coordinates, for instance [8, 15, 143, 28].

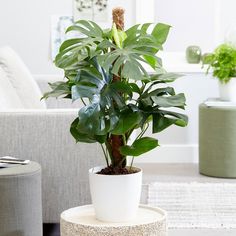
[43, 10, 188, 173]
[204, 43, 236, 83]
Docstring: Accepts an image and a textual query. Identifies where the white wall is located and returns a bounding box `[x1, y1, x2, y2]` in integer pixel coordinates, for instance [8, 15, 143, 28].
[154, 0, 236, 52]
[154, 0, 217, 53]
[0, 0, 136, 75]
[0, 0, 73, 74]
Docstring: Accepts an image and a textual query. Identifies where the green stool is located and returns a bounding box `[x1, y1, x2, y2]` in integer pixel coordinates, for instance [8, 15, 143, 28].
[199, 104, 236, 178]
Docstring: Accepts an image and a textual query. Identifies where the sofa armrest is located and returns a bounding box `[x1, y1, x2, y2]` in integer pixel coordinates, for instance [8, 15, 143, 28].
[0, 109, 103, 223]
[33, 75, 82, 109]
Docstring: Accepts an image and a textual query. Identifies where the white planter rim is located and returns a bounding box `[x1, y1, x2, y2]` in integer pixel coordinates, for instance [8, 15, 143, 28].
[89, 166, 142, 176]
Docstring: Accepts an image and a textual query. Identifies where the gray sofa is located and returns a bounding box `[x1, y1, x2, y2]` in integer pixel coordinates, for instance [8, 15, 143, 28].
[0, 76, 103, 223]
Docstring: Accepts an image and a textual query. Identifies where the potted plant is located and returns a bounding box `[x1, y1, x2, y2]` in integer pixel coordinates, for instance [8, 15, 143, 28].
[43, 7, 188, 222]
[204, 43, 236, 102]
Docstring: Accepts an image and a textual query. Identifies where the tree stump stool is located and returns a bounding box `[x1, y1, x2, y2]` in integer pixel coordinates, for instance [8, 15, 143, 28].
[61, 204, 167, 236]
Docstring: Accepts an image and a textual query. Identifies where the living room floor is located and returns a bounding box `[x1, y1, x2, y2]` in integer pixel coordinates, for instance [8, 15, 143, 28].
[138, 163, 236, 236]
[43, 164, 236, 236]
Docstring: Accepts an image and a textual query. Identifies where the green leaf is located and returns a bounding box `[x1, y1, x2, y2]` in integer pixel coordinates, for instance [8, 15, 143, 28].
[152, 114, 176, 133]
[118, 30, 127, 46]
[112, 110, 142, 135]
[55, 52, 80, 69]
[111, 55, 126, 75]
[110, 81, 133, 98]
[55, 35, 104, 69]
[97, 39, 116, 50]
[141, 23, 152, 34]
[70, 118, 96, 143]
[152, 23, 171, 45]
[67, 20, 103, 37]
[112, 23, 122, 48]
[140, 87, 176, 108]
[42, 82, 71, 99]
[64, 58, 127, 136]
[78, 102, 107, 135]
[151, 93, 186, 108]
[148, 73, 182, 83]
[143, 55, 158, 69]
[204, 44, 236, 83]
[59, 38, 82, 52]
[142, 87, 175, 99]
[152, 111, 188, 133]
[129, 83, 141, 94]
[122, 60, 144, 80]
[125, 24, 140, 38]
[120, 137, 159, 156]
[71, 84, 95, 101]
[70, 117, 106, 143]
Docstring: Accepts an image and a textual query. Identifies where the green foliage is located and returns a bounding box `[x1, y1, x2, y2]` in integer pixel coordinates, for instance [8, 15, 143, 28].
[120, 137, 159, 156]
[204, 44, 236, 83]
[43, 19, 188, 167]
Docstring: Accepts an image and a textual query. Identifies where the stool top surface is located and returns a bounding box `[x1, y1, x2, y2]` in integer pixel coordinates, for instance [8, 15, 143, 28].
[0, 161, 41, 176]
[61, 204, 166, 227]
[200, 103, 236, 111]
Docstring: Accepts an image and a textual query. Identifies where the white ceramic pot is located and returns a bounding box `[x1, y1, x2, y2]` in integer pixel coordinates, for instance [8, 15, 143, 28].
[89, 166, 142, 222]
[219, 78, 236, 102]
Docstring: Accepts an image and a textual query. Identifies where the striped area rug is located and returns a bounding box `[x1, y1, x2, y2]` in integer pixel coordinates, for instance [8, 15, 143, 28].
[148, 182, 236, 229]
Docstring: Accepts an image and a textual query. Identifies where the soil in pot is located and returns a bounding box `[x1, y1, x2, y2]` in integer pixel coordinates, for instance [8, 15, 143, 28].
[97, 166, 138, 175]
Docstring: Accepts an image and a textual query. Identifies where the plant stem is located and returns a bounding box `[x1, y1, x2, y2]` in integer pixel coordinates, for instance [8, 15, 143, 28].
[136, 122, 149, 140]
[122, 134, 127, 145]
[81, 98, 86, 106]
[130, 156, 134, 171]
[100, 144, 109, 167]
[105, 139, 113, 166]
[128, 124, 149, 171]
[125, 128, 134, 141]
[118, 155, 127, 167]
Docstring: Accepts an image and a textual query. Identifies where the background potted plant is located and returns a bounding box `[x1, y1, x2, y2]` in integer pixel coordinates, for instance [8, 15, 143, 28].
[204, 43, 236, 102]
[43, 7, 188, 222]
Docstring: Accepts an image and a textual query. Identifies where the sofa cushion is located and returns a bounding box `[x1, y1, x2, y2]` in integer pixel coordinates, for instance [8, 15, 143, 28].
[0, 46, 47, 109]
[0, 66, 24, 109]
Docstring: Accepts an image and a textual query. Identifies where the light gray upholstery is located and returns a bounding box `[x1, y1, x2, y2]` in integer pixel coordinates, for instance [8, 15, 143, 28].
[0, 77, 103, 223]
[0, 162, 42, 236]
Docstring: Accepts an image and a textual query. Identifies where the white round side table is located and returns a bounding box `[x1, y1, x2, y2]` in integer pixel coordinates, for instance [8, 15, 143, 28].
[60, 204, 167, 236]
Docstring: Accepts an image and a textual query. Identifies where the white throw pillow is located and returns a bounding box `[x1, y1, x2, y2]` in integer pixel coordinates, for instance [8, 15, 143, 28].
[0, 46, 47, 109]
[0, 66, 24, 109]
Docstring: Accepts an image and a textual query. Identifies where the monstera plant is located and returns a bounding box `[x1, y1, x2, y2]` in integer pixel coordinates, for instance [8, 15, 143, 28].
[44, 8, 188, 222]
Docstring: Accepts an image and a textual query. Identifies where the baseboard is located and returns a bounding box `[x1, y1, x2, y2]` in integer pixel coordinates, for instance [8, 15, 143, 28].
[134, 144, 198, 163]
